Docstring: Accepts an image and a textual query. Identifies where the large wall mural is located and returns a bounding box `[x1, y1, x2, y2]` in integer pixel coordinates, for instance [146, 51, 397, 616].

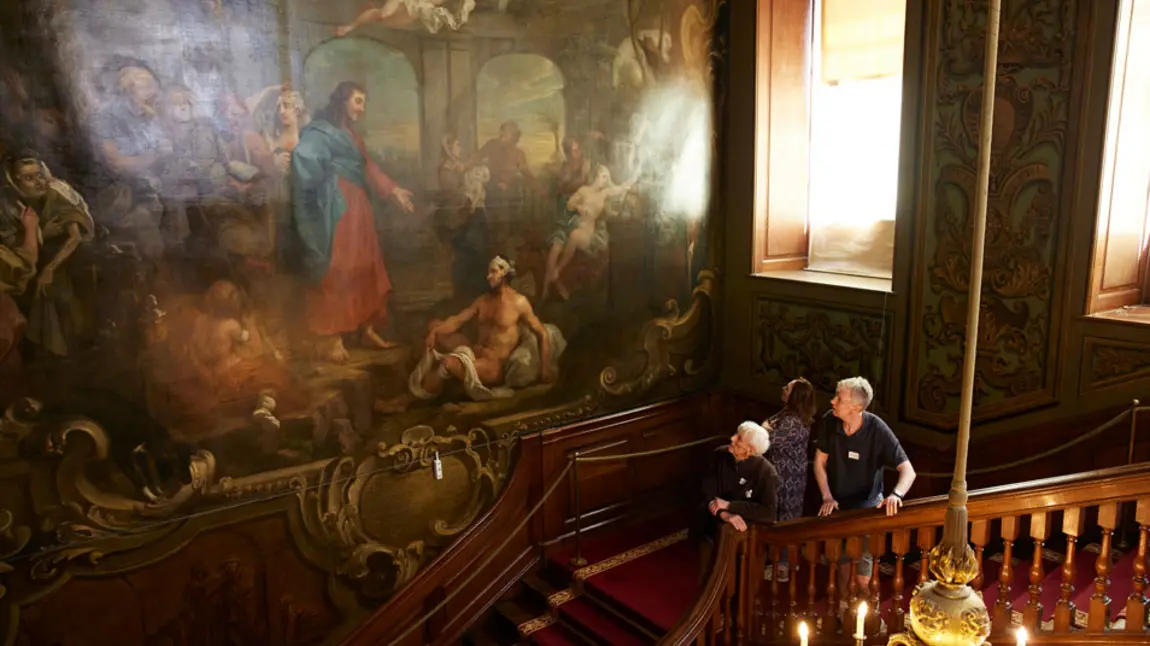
[0, 0, 724, 642]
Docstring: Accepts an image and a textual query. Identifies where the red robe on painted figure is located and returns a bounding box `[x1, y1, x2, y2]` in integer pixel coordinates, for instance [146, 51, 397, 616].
[291, 118, 398, 336]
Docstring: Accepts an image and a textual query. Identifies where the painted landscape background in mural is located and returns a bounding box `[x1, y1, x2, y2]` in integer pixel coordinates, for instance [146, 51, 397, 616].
[0, 0, 722, 642]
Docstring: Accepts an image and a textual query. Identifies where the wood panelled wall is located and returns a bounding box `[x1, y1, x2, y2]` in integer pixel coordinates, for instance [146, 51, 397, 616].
[720, 0, 1150, 457]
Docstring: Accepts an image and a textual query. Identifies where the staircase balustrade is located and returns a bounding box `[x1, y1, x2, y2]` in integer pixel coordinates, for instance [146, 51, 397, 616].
[665, 462, 1150, 645]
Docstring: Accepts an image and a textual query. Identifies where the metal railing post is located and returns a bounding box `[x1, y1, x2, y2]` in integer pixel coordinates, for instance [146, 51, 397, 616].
[1129, 399, 1141, 465]
[570, 453, 587, 567]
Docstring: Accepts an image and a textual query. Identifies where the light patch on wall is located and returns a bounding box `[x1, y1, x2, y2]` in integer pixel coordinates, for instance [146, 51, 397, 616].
[632, 80, 713, 221]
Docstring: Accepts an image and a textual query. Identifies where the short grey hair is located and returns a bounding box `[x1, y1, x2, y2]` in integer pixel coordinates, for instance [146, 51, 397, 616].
[737, 421, 771, 455]
[836, 377, 874, 409]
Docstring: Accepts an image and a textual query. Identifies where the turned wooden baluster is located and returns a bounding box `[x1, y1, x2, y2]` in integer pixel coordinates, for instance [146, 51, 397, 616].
[971, 520, 990, 596]
[846, 536, 864, 604]
[805, 541, 822, 621]
[868, 532, 884, 633]
[787, 542, 801, 635]
[1024, 511, 1049, 631]
[890, 529, 911, 634]
[768, 543, 781, 639]
[917, 526, 937, 586]
[1054, 508, 1084, 632]
[824, 540, 841, 635]
[994, 516, 1019, 628]
[1089, 502, 1119, 630]
[1126, 499, 1150, 632]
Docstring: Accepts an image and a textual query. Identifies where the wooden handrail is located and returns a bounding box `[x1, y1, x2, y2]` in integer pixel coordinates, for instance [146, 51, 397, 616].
[660, 523, 746, 645]
[762, 461, 1150, 543]
[667, 461, 1150, 645]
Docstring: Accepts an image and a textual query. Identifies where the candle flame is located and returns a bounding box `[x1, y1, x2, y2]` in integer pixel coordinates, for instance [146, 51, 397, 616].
[858, 601, 867, 616]
[1016, 627, 1028, 646]
[799, 622, 809, 638]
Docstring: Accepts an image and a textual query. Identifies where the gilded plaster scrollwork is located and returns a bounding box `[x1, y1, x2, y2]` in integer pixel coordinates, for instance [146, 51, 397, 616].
[0, 392, 512, 638]
[599, 269, 718, 397]
[909, 0, 1078, 425]
[294, 424, 510, 600]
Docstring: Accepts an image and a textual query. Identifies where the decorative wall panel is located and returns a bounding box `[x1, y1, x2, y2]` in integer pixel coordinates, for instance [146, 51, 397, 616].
[907, 0, 1080, 427]
[752, 297, 893, 410]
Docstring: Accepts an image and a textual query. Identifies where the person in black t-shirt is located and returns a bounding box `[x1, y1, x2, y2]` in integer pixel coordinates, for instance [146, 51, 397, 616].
[813, 376, 915, 606]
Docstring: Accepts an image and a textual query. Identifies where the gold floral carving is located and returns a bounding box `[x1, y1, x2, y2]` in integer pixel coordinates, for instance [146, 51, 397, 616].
[599, 269, 718, 397]
[929, 542, 980, 586]
[911, 596, 949, 635]
[1082, 338, 1150, 392]
[752, 299, 891, 407]
[909, 0, 1078, 426]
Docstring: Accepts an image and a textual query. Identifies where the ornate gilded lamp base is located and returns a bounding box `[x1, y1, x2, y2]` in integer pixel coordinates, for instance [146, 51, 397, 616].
[887, 542, 991, 646]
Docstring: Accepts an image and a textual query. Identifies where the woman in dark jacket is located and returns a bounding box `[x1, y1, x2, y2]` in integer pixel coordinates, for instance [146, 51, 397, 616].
[766, 377, 817, 521]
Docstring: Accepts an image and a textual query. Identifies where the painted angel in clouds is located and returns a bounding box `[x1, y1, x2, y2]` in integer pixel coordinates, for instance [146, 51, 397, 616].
[334, 0, 477, 36]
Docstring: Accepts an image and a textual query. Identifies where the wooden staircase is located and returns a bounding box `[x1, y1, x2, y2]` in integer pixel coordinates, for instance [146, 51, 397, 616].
[466, 514, 699, 645]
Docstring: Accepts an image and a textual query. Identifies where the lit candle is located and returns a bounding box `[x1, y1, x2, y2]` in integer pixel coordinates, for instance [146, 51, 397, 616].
[856, 601, 868, 636]
[1016, 627, 1028, 646]
[798, 621, 809, 646]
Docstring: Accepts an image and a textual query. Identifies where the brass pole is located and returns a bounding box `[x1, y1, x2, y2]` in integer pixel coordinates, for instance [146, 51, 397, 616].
[942, 0, 1001, 557]
[570, 453, 587, 567]
[1128, 399, 1140, 465]
[890, 2, 1001, 644]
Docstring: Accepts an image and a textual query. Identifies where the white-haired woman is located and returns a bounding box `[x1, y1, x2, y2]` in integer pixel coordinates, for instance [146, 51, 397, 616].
[690, 421, 780, 583]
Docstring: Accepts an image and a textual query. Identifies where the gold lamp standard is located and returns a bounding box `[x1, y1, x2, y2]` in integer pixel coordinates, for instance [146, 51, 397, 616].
[888, 0, 1001, 644]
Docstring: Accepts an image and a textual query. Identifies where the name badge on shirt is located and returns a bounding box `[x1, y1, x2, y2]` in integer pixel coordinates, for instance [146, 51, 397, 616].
[745, 489, 754, 498]
[738, 477, 746, 485]
[848, 451, 860, 460]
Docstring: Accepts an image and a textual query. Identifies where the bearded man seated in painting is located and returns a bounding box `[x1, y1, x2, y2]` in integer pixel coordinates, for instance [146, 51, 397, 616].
[376, 256, 566, 413]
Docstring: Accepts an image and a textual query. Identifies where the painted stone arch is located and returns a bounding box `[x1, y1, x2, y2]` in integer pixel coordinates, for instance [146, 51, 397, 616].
[303, 37, 421, 169]
[476, 53, 566, 171]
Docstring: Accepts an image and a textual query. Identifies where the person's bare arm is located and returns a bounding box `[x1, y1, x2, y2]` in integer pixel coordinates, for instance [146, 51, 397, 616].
[879, 460, 917, 517]
[38, 222, 81, 286]
[427, 299, 481, 346]
[565, 189, 585, 213]
[518, 295, 553, 382]
[814, 450, 837, 516]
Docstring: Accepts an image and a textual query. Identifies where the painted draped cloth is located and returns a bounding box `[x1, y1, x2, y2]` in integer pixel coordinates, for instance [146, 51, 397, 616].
[291, 119, 397, 335]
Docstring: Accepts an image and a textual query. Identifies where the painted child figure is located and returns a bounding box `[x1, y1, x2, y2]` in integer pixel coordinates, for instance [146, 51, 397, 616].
[334, 0, 476, 36]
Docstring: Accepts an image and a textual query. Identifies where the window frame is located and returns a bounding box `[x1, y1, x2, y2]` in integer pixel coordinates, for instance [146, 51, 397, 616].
[1087, 0, 1150, 317]
[750, 0, 920, 287]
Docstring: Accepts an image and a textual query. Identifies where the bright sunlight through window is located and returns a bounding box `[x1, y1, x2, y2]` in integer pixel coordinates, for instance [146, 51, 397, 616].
[1089, 0, 1150, 314]
[806, 0, 905, 279]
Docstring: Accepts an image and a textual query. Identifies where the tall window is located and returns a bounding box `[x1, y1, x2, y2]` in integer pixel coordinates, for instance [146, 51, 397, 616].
[753, 0, 908, 281]
[1088, 0, 1150, 316]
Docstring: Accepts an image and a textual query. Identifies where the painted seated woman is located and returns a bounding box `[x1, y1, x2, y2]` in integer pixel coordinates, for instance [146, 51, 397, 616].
[541, 164, 636, 301]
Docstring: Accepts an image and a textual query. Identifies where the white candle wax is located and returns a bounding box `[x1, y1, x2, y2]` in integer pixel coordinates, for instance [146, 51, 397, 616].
[856, 601, 868, 636]
[798, 621, 809, 646]
[1016, 627, 1028, 646]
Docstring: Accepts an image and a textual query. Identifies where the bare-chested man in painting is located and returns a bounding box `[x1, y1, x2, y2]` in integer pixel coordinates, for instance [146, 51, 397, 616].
[380, 256, 565, 412]
[334, 0, 476, 36]
[290, 81, 415, 363]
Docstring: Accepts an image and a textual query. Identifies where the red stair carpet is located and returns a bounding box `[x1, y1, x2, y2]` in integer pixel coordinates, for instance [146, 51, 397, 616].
[519, 513, 701, 645]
